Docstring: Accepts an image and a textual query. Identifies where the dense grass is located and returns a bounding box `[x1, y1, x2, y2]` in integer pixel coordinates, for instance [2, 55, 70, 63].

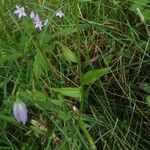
[0, 0, 150, 149]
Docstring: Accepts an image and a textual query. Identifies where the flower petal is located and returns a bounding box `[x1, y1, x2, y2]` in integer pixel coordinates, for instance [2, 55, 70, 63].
[18, 102, 27, 124]
[14, 10, 20, 14]
[30, 11, 35, 19]
[13, 103, 21, 122]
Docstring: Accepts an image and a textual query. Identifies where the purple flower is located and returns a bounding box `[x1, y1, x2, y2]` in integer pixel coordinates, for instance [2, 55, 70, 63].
[55, 10, 64, 18]
[14, 5, 27, 18]
[30, 12, 43, 30]
[34, 13, 41, 22]
[13, 101, 27, 124]
[35, 20, 43, 30]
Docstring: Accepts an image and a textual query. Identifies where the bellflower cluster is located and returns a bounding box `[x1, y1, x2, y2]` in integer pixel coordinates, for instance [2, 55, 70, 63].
[13, 101, 28, 124]
[13, 5, 64, 31]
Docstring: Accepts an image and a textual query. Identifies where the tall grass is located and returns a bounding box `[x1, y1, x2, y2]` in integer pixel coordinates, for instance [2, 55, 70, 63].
[0, 0, 150, 149]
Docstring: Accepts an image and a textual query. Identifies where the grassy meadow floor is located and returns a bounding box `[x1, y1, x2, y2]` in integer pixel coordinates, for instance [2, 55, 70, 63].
[0, 0, 150, 149]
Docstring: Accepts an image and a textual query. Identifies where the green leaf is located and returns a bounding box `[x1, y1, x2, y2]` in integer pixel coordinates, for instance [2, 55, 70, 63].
[34, 91, 49, 102]
[143, 10, 150, 21]
[49, 99, 64, 106]
[51, 87, 81, 98]
[82, 68, 110, 85]
[146, 95, 150, 107]
[50, 28, 78, 40]
[33, 50, 48, 78]
[78, 0, 91, 2]
[0, 114, 22, 128]
[130, 0, 149, 11]
[59, 43, 77, 63]
[57, 111, 70, 120]
[79, 120, 96, 150]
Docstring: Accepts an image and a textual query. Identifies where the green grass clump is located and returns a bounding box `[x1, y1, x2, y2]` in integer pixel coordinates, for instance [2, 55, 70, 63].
[0, 0, 150, 149]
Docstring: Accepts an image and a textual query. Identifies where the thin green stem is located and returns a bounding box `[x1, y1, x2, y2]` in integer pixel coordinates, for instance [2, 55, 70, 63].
[74, 1, 84, 119]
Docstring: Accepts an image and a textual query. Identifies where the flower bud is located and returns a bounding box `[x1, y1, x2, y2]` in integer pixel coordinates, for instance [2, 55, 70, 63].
[13, 101, 27, 124]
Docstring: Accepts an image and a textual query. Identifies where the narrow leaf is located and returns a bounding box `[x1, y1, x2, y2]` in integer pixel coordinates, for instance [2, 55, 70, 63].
[82, 68, 110, 85]
[59, 43, 77, 63]
[130, 0, 149, 11]
[33, 51, 48, 78]
[51, 87, 81, 98]
[50, 28, 78, 40]
[79, 120, 96, 150]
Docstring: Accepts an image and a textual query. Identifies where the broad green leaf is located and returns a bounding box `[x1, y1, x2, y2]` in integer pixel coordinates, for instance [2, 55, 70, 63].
[82, 68, 110, 85]
[59, 43, 77, 63]
[146, 95, 150, 107]
[51, 87, 81, 98]
[33, 50, 48, 78]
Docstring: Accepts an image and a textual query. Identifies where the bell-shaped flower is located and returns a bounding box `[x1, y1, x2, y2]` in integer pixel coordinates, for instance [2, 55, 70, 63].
[13, 101, 28, 124]
[14, 5, 27, 18]
[30, 12, 43, 30]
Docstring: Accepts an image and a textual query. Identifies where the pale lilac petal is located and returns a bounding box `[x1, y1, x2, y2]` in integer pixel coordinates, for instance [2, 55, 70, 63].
[18, 13, 22, 18]
[13, 101, 28, 124]
[18, 102, 27, 124]
[30, 12, 44, 30]
[55, 10, 64, 18]
[35, 20, 43, 30]
[30, 11, 35, 19]
[32, 13, 40, 22]
[22, 7, 25, 11]
[13, 103, 21, 122]
[16, 5, 20, 9]
[22, 12, 27, 16]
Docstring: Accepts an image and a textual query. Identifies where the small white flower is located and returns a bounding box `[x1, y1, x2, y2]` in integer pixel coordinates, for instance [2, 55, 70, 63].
[55, 10, 64, 18]
[73, 106, 78, 113]
[14, 5, 27, 18]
